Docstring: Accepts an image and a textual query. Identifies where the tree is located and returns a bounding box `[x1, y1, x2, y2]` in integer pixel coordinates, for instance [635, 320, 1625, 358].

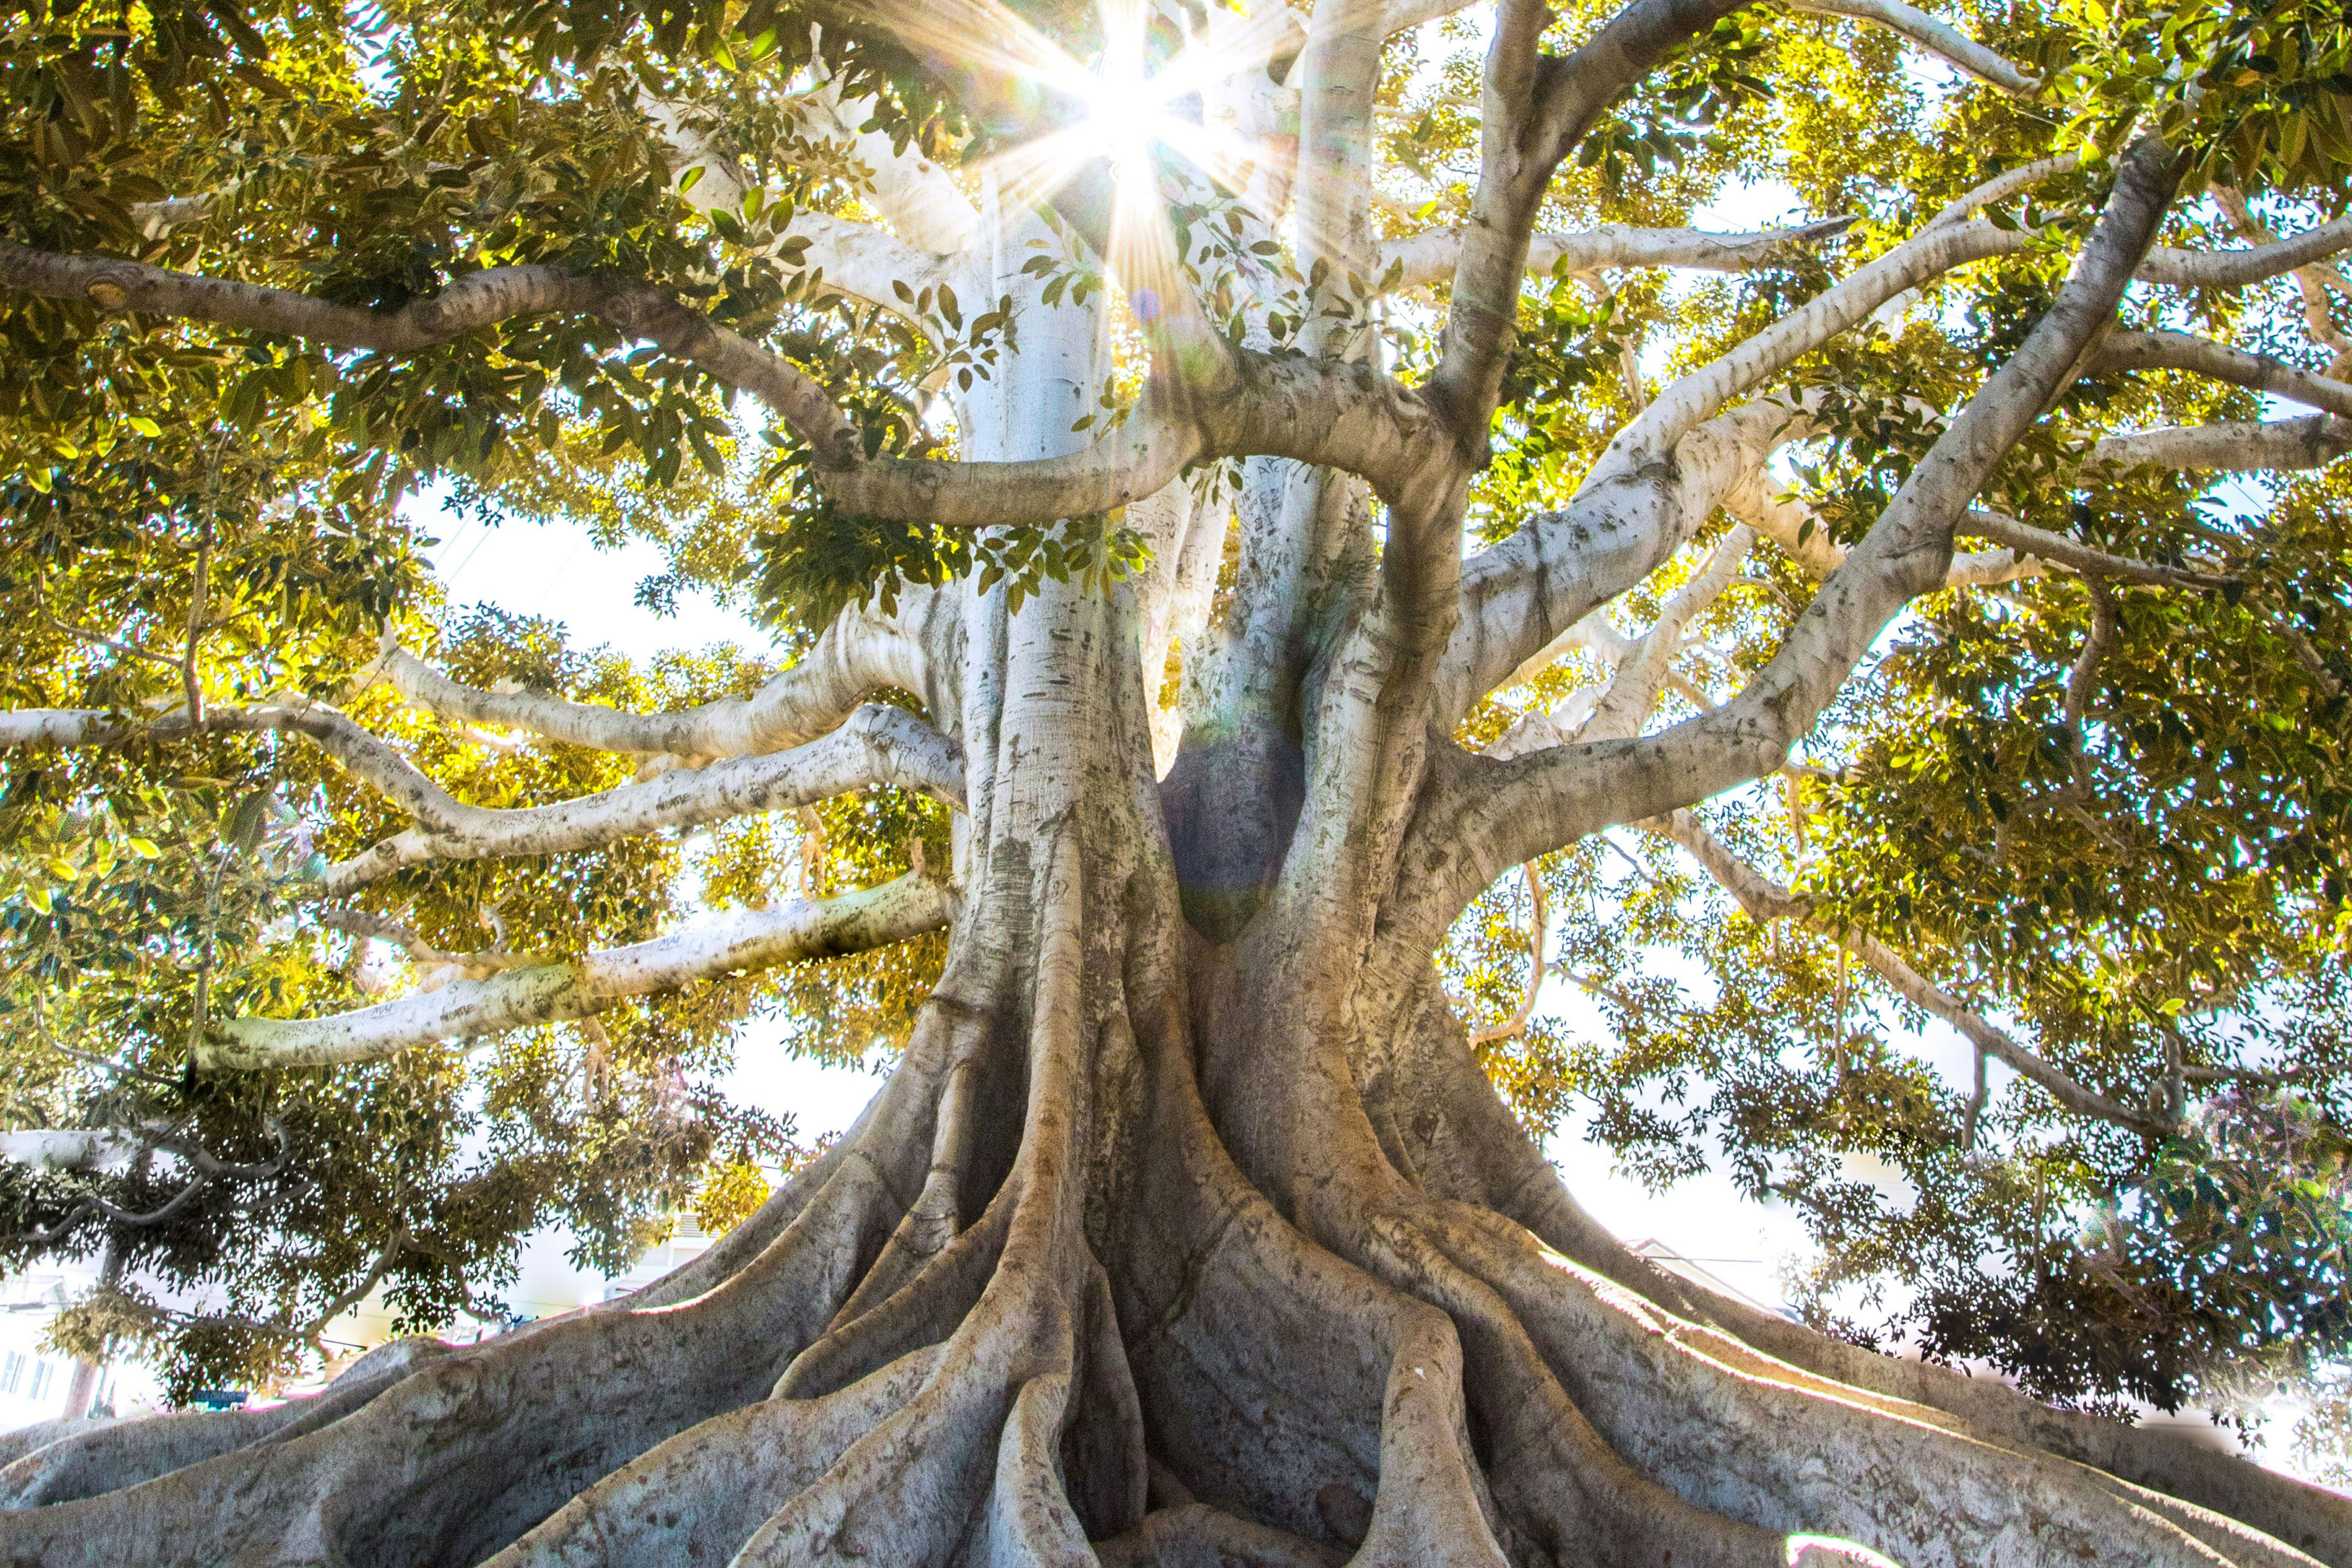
[2, 0, 2352, 1558]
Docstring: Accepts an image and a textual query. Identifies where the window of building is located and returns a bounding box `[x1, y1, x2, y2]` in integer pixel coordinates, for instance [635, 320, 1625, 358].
[27, 1360, 54, 1401]
[0, 1351, 25, 1396]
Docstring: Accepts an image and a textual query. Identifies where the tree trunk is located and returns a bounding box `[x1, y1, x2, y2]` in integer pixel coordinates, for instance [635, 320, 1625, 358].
[4, 187, 2349, 1568]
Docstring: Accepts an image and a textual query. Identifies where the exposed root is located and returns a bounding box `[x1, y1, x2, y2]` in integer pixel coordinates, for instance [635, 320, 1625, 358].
[772, 1176, 1014, 1400]
[481, 1344, 946, 1566]
[1093, 1503, 1345, 1567]
[1061, 1252, 1151, 1539]
[826, 1043, 986, 1327]
[1117, 1016, 1508, 1564]
[1371, 952, 2352, 1568]
[0, 1337, 449, 1508]
[1428, 1194, 2287, 1568]
[0, 1062, 937, 1567]
[0, 1418, 114, 1474]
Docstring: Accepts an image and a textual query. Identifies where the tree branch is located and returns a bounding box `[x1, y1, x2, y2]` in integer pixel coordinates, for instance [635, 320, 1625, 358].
[1642, 808, 2173, 1136]
[1958, 510, 2227, 588]
[197, 872, 955, 1067]
[0, 700, 508, 829]
[2089, 328, 2352, 419]
[2137, 211, 2352, 289]
[323, 702, 964, 893]
[1924, 155, 2078, 229]
[1438, 397, 1813, 728]
[373, 600, 927, 759]
[1619, 218, 2032, 459]
[2089, 414, 2352, 472]
[786, 80, 983, 255]
[1378, 217, 1856, 294]
[0, 239, 1456, 524]
[1431, 0, 1748, 437]
[1396, 137, 2184, 956]
[1782, 0, 2039, 93]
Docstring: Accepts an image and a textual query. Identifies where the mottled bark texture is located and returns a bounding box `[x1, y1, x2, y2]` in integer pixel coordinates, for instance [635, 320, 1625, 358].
[9, 0, 2352, 1559]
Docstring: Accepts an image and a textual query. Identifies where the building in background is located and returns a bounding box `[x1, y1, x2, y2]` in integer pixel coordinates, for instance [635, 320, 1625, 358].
[0, 1262, 159, 1427]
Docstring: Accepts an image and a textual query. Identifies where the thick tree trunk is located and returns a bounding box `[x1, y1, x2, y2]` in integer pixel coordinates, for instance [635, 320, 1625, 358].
[7, 185, 2350, 1568]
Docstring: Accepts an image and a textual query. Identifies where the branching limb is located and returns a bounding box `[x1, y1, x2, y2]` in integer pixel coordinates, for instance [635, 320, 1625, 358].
[1925, 154, 2078, 229]
[1438, 396, 1813, 727]
[322, 703, 964, 893]
[1960, 510, 2226, 587]
[0, 693, 954, 891]
[1782, 0, 2039, 92]
[1577, 525, 1755, 744]
[0, 236, 1459, 523]
[2214, 186, 2352, 367]
[1431, 0, 1748, 435]
[1395, 137, 2183, 955]
[785, 80, 982, 255]
[1742, 464, 2224, 586]
[1618, 218, 2031, 459]
[1731, 462, 2049, 585]
[0, 243, 865, 464]
[777, 211, 960, 320]
[1642, 807, 2176, 1135]
[374, 598, 926, 759]
[198, 872, 954, 1067]
[2091, 414, 2352, 471]
[2138, 209, 2352, 289]
[2090, 328, 2352, 418]
[1377, 216, 1855, 294]
[0, 699, 494, 826]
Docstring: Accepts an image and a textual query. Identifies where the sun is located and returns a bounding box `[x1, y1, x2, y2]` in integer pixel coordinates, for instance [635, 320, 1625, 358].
[941, 0, 1296, 218]
[1078, 52, 1181, 180]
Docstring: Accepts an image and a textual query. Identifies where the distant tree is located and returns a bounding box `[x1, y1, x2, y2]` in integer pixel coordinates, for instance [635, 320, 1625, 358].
[1, 0, 2350, 1561]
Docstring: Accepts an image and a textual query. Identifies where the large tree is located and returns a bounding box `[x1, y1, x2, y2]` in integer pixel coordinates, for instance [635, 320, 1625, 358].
[3, 0, 2352, 1561]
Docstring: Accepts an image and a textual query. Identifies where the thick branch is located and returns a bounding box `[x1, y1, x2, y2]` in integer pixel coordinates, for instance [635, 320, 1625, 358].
[199, 873, 954, 1067]
[0, 238, 1459, 524]
[325, 703, 964, 893]
[378, 603, 922, 759]
[1399, 138, 2183, 950]
[1958, 511, 2226, 587]
[0, 1131, 144, 1174]
[1925, 155, 2078, 229]
[2090, 414, 2352, 472]
[1645, 808, 2173, 1135]
[1439, 397, 1812, 727]
[2138, 211, 2352, 289]
[2090, 328, 2352, 419]
[789, 81, 982, 255]
[1784, 0, 2039, 93]
[1431, 0, 1746, 434]
[1731, 461, 2045, 586]
[0, 700, 494, 827]
[0, 244, 862, 462]
[1379, 217, 1855, 293]
[1621, 218, 2031, 458]
[784, 211, 958, 319]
